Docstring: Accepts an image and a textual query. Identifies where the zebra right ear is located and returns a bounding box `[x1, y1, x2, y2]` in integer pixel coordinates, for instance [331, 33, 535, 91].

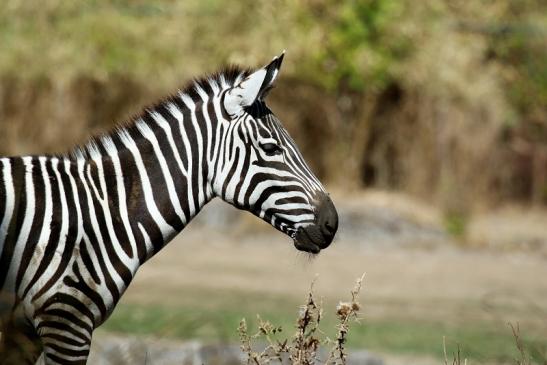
[224, 52, 285, 117]
[223, 69, 267, 116]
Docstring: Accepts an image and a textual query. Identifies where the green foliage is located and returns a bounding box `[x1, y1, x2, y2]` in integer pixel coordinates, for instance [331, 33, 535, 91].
[485, 9, 547, 118]
[443, 211, 468, 238]
[300, 0, 409, 92]
[1, 0, 544, 99]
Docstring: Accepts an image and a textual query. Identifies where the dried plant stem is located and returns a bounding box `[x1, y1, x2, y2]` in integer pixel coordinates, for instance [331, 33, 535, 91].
[290, 277, 321, 365]
[238, 274, 366, 365]
[510, 322, 532, 365]
[325, 273, 365, 365]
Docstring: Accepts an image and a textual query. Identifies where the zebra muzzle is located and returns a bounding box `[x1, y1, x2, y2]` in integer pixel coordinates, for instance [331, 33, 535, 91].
[293, 193, 338, 253]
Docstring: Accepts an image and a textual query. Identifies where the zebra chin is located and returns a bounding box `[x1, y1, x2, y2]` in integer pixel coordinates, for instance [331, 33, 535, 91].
[292, 193, 338, 254]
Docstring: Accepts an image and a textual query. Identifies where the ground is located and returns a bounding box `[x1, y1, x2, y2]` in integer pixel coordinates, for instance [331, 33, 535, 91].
[94, 191, 547, 363]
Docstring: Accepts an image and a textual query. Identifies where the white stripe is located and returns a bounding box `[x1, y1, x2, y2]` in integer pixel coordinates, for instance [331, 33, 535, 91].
[210, 90, 229, 192]
[196, 84, 214, 199]
[275, 212, 315, 222]
[0, 159, 15, 257]
[137, 223, 154, 259]
[65, 159, 83, 244]
[179, 93, 205, 206]
[5, 157, 35, 293]
[167, 103, 197, 216]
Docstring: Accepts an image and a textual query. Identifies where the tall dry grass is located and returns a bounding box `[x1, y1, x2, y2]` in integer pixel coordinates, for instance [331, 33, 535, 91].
[0, 0, 545, 211]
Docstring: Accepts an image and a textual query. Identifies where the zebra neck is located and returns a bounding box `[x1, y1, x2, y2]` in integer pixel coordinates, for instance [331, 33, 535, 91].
[107, 118, 215, 264]
[69, 85, 226, 268]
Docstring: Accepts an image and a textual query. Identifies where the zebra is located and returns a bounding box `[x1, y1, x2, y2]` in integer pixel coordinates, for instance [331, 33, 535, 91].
[0, 52, 338, 364]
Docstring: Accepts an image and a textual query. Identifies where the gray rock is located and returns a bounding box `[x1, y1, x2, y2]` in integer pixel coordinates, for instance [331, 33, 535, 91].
[89, 335, 384, 365]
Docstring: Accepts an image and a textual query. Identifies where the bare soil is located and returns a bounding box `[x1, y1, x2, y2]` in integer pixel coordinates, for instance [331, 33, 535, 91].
[120, 191, 547, 333]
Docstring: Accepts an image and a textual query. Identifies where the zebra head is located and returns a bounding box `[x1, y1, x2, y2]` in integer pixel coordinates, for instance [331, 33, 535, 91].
[213, 53, 338, 254]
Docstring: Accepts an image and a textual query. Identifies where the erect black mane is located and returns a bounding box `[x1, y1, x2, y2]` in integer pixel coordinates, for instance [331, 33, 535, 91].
[63, 64, 253, 160]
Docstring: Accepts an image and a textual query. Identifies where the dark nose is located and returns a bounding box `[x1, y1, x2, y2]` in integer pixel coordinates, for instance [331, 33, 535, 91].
[316, 193, 338, 248]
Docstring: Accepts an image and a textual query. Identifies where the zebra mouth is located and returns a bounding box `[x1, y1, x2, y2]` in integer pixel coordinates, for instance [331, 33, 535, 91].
[292, 228, 322, 254]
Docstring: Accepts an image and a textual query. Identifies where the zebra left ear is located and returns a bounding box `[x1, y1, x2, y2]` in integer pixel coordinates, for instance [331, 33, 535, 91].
[224, 52, 285, 116]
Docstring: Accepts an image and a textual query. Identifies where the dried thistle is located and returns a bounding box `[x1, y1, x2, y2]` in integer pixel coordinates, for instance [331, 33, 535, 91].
[239, 318, 262, 364]
[325, 273, 365, 365]
[290, 278, 322, 365]
[238, 274, 366, 365]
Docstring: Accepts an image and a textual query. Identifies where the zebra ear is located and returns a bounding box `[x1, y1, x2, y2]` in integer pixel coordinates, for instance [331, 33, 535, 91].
[224, 52, 285, 116]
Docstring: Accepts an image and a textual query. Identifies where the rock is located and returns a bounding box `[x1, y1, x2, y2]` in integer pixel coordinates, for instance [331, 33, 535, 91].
[89, 335, 384, 365]
[89, 336, 243, 365]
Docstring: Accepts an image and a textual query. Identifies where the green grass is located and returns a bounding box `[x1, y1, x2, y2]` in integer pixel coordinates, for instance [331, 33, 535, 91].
[102, 299, 547, 363]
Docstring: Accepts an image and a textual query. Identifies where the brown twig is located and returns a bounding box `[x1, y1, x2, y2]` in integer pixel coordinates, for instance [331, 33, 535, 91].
[238, 274, 366, 365]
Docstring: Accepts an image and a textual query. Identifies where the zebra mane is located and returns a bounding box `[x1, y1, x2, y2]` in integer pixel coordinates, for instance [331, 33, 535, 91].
[64, 65, 253, 160]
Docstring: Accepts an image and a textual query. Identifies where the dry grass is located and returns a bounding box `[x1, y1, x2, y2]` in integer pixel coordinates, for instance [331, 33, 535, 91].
[1, 0, 545, 208]
[237, 275, 365, 365]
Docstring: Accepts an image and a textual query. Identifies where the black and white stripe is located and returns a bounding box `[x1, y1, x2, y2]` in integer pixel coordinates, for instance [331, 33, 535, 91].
[0, 53, 337, 364]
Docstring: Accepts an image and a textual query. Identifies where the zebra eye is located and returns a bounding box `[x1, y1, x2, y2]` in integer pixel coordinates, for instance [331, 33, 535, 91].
[260, 143, 282, 156]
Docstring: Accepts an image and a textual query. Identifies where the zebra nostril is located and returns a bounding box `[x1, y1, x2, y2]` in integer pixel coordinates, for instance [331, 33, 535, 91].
[325, 221, 335, 234]
[321, 219, 337, 239]
[318, 193, 338, 242]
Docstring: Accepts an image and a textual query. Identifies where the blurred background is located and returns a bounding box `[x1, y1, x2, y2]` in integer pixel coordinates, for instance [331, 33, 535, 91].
[1, 1, 546, 364]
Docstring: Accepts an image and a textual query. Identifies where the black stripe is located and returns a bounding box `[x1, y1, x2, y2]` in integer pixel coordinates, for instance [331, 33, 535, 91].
[113, 134, 149, 263]
[38, 320, 87, 342]
[79, 238, 101, 285]
[211, 122, 226, 189]
[16, 158, 46, 290]
[206, 101, 218, 162]
[42, 332, 86, 347]
[46, 352, 86, 365]
[181, 106, 202, 214]
[221, 147, 240, 200]
[42, 308, 92, 335]
[233, 145, 252, 203]
[101, 154, 133, 258]
[0, 160, 6, 226]
[46, 341, 89, 357]
[265, 207, 313, 218]
[274, 196, 308, 206]
[194, 103, 210, 194]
